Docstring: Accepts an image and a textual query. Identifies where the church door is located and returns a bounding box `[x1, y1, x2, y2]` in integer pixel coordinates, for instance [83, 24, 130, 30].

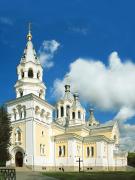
[15, 151, 23, 167]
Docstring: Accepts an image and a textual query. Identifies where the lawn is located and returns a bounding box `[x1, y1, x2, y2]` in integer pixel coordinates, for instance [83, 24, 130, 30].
[0, 174, 4, 180]
[43, 171, 135, 180]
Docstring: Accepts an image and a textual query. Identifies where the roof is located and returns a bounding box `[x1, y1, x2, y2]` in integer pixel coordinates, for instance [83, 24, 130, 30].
[88, 120, 116, 131]
[84, 135, 115, 143]
[20, 30, 41, 65]
[6, 93, 54, 110]
[54, 133, 115, 143]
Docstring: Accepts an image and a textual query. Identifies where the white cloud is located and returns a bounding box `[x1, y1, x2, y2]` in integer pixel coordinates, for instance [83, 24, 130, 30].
[0, 17, 13, 25]
[114, 107, 135, 122]
[119, 123, 135, 152]
[38, 40, 60, 68]
[68, 26, 88, 35]
[54, 52, 135, 110]
[53, 51, 135, 151]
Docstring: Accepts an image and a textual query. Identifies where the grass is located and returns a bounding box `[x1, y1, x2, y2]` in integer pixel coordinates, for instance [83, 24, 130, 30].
[0, 174, 4, 180]
[43, 171, 135, 180]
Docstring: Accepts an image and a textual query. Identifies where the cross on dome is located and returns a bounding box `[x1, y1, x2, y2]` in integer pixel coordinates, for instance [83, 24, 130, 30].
[27, 22, 32, 41]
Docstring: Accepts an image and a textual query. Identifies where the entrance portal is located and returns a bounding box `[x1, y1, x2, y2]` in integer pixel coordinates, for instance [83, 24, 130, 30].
[15, 151, 23, 167]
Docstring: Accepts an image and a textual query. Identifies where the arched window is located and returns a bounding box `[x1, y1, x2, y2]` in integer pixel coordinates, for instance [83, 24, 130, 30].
[60, 106, 64, 117]
[35, 106, 40, 114]
[56, 109, 59, 118]
[42, 131, 44, 136]
[87, 147, 90, 157]
[19, 89, 23, 97]
[78, 111, 81, 119]
[91, 147, 94, 157]
[40, 109, 45, 117]
[15, 128, 21, 142]
[59, 146, 62, 157]
[20, 111, 23, 119]
[63, 145, 65, 156]
[37, 71, 40, 79]
[72, 112, 75, 119]
[21, 70, 24, 78]
[23, 106, 26, 118]
[66, 105, 70, 117]
[114, 135, 117, 141]
[28, 68, 33, 78]
[13, 109, 17, 120]
[39, 90, 43, 98]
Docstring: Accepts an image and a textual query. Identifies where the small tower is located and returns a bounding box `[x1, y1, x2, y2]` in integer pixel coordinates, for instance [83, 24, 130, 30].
[88, 108, 99, 126]
[69, 92, 86, 125]
[63, 75, 74, 101]
[15, 23, 46, 100]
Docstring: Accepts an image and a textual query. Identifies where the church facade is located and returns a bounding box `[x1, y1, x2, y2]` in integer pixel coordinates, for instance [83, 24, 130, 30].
[6, 28, 127, 171]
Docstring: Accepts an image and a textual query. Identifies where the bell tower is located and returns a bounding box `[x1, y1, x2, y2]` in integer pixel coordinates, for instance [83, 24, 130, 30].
[15, 24, 46, 100]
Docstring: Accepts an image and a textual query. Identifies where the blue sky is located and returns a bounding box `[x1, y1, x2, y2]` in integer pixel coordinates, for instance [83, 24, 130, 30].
[1, 0, 135, 124]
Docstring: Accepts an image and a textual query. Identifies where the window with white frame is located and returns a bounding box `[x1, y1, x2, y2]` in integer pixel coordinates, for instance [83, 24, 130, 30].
[87, 146, 90, 157]
[86, 146, 94, 157]
[58, 146, 62, 157]
[40, 144, 45, 155]
[15, 128, 21, 143]
[58, 145, 66, 157]
[91, 146, 94, 157]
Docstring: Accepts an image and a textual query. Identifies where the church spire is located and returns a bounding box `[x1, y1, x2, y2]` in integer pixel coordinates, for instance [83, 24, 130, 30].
[27, 23, 32, 41]
[88, 108, 99, 126]
[63, 75, 73, 101]
[20, 23, 40, 64]
[15, 24, 46, 100]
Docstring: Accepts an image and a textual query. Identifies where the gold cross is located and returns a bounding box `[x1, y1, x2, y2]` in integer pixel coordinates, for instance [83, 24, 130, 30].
[28, 22, 31, 33]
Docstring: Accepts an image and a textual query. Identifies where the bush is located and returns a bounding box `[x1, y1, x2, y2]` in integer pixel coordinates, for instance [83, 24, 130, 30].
[128, 152, 135, 167]
[0, 106, 12, 167]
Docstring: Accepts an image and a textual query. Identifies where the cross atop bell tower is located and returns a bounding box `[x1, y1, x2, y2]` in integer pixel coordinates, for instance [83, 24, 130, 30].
[14, 24, 46, 100]
[27, 22, 32, 41]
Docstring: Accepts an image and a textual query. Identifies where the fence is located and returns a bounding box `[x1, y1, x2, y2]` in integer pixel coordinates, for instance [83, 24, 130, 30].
[0, 168, 16, 180]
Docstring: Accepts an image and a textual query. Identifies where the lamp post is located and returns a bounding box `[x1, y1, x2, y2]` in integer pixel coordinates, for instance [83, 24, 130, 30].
[76, 157, 83, 172]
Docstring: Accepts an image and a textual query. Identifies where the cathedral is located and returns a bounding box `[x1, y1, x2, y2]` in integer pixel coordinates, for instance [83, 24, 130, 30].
[6, 27, 127, 171]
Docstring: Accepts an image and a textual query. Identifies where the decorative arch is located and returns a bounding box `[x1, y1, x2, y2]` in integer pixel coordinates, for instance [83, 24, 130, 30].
[21, 69, 24, 78]
[66, 105, 70, 117]
[11, 146, 25, 167]
[72, 112, 75, 119]
[19, 89, 23, 97]
[15, 127, 22, 143]
[22, 105, 26, 118]
[28, 68, 33, 78]
[39, 89, 43, 98]
[35, 106, 40, 114]
[78, 111, 81, 119]
[37, 71, 40, 79]
[56, 108, 59, 118]
[60, 106, 64, 117]
[40, 109, 45, 117]
[13, 108, 17, 120]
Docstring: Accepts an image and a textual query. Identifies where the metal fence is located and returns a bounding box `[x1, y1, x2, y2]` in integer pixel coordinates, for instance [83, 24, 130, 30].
[0, 168, 16, 180]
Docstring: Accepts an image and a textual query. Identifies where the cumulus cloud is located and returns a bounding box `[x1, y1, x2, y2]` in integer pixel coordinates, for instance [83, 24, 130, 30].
[53, 51, 135, 151]
[38, 40, 60, 68]
[0, 17, 13, 25]
[119, 123, 135, 152]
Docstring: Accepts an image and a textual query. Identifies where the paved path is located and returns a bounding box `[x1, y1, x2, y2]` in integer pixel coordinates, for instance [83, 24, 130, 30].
[16, 171, 59, 180]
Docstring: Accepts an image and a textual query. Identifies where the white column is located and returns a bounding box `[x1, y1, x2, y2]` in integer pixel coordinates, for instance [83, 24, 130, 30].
[24, 71, 27, 78]
[33, 72, 37, 78]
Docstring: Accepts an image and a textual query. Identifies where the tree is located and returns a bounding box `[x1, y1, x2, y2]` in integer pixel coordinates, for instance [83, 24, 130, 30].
[0, 106, 12, 166]
[128, 152, 135, 167]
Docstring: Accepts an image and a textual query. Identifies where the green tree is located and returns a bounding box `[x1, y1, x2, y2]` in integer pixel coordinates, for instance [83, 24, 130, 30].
[0, 106, 12, 166]
[128, 152, 135, 167]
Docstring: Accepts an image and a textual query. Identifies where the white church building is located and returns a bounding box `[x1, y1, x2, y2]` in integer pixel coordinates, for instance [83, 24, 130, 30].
[6, 27, 127, 171]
